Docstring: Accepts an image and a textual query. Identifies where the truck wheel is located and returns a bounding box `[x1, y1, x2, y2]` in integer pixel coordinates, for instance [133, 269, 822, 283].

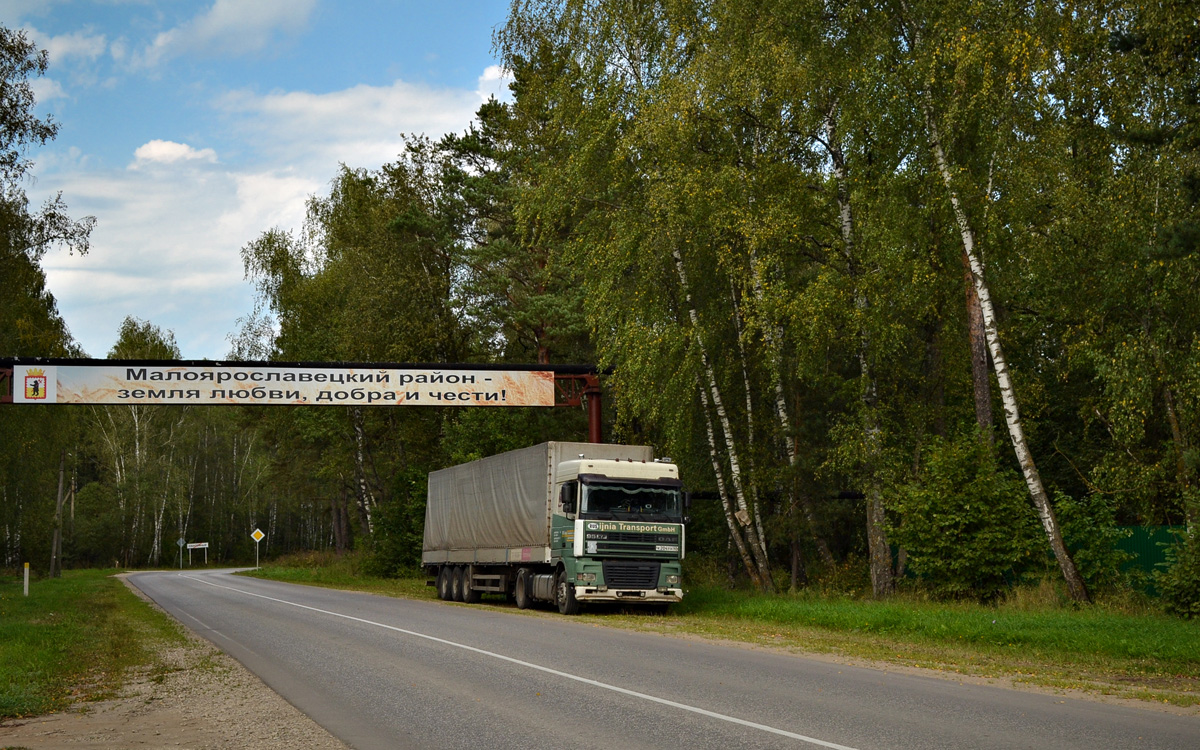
[436, 566, 451, 600]
[451, 566, 465, 602]
[514, 568, 531, 610]
[555, 569, 581, 615]
[462, 566, 481, 604]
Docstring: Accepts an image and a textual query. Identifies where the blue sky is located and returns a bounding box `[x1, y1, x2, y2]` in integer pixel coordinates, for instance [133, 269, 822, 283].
[3, 0, 512, 359]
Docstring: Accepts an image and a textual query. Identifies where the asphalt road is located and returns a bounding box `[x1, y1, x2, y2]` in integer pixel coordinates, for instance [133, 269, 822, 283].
[127, 569, 1198, 750]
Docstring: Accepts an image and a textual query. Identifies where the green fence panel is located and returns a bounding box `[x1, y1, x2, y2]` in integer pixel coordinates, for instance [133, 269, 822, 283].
[1117, 526, 1186, 594]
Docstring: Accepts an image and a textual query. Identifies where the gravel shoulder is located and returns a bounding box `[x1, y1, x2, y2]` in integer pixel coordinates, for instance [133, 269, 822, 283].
[0, 577, 348, 750]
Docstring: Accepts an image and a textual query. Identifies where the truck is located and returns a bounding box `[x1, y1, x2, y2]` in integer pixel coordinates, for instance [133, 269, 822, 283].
[422, 441, 688, 614]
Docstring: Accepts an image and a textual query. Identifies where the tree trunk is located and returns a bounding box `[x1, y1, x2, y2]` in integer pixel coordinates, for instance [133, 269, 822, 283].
[824, 105, 895, 597]
[49, 451, 66, 578]
[1164, 385, 1198, 533]
[745, 245, 837, 568]
[962, 249, 993, 437]
[352, 407, 374, 536]
[924, 103, 1090, 603]
[149, 429, 176, 567]
[332, 486, 350, 554]
[790, 538, 807, 592]
[697, 378, 766, 590]
[729, 284, 772, 568]
[673, 244, 774, 590]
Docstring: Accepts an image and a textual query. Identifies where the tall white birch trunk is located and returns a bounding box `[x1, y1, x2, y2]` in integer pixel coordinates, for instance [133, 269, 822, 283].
[729, 284, 771, 566]
[745, 242, 837, 568]
[672, 244, 773, 589]
[697, 376, 765, 590]
[923, 103, 1090, 603]
[353, 407, 375, 535]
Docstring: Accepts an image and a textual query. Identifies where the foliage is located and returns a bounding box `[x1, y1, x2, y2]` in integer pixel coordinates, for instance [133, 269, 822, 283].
[1157, 531, 1200, 619]
[890, 432, 1042, 601]
[1056, 492, 1134, 593]
[360, 467, 428, 577]
[0, 26, 91, 573]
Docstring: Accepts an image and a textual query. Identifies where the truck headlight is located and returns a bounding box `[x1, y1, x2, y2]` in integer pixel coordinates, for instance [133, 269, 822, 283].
[665, 574, 681, 585]
[576, 572, 596, 582]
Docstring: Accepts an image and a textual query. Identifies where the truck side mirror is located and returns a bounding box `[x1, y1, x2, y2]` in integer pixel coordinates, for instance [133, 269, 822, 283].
[683, 491, 691, 511]
[561, 483, 577, 515]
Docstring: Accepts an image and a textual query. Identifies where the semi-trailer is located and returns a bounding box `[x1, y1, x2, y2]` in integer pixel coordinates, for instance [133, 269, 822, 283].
[422, 441, 687, 614]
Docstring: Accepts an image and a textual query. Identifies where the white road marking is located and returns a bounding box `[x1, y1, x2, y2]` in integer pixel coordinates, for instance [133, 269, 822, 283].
[175, 572, 859, 750]
[175, 608, 231, 644]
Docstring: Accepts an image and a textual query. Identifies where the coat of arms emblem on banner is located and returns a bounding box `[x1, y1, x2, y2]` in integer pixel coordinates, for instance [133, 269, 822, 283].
[24, 368, 48, 400]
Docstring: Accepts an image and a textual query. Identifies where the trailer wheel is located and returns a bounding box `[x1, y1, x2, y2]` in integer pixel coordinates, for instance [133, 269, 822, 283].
[450, 566, 465, 602]
[555, 569, 581, 615]
[462, 566, 481, 604]
[436, 566, 452, 600]
[514, 568, 531, 610]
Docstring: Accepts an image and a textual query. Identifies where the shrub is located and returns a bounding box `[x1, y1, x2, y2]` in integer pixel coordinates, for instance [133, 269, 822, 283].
[361, 468, 427, 577]
[1157, 530, 1200, 619]
[1055, 491, 1133, 592]
[890, 431, 1042, 602]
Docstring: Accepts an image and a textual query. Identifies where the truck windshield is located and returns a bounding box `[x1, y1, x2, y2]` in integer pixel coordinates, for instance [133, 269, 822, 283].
[581, 482, 682, 521]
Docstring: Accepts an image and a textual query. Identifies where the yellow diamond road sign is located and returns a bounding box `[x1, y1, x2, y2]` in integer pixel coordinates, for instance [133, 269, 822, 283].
[251, 528, 265, 542]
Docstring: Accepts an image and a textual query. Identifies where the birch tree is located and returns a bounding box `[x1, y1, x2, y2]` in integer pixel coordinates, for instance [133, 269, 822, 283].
[498, 0, 782, 588]
[891, 0, 1094, 600]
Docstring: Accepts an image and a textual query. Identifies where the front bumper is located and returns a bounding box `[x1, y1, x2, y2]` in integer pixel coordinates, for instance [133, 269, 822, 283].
[573, 586, 683, 603]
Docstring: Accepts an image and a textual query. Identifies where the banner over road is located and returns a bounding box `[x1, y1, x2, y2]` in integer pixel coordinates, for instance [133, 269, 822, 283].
[7, 362, 556, 407]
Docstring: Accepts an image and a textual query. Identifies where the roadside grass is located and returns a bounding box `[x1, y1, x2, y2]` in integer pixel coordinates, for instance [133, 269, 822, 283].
[239, 550, 435, 599]
[246, 553, 1200, 708]
[0, 569, 186, 720]
[646, 586, 1200, 705]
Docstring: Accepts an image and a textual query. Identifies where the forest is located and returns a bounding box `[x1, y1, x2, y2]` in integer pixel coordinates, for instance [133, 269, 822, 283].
[2, 1, 1198, 615]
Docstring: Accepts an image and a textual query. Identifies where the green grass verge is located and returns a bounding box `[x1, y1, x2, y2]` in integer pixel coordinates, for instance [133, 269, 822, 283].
[0, 569, 187, 719]
[654, 587, 1200, 703]
[244, 553, 1200, 708]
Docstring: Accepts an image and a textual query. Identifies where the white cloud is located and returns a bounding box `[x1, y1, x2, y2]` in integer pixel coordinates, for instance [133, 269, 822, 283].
[38, 166, 245, 357]
[16, 25, 112, 95]
[30, 76, 67, 102]
[140, 0, 317, 67]
[220, 171, 318, 239]
[131, 140, 219, 167]
[218, 78, 484, 174]
[32, 66, 502, 358]
[477, 65, 513, 103]
[38, 160, 315, 358]
[38, 28, 108, 63]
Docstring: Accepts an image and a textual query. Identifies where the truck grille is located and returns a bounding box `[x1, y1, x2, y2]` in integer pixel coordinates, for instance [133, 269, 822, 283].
[602, 561, 660, 589]
[586, 531, 680, 558]
[595, 542, 674, 555]
[589, 532, 676, 543]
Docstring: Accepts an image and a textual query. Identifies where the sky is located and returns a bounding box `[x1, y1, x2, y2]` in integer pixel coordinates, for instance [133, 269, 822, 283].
[3, 0, 513, 360]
